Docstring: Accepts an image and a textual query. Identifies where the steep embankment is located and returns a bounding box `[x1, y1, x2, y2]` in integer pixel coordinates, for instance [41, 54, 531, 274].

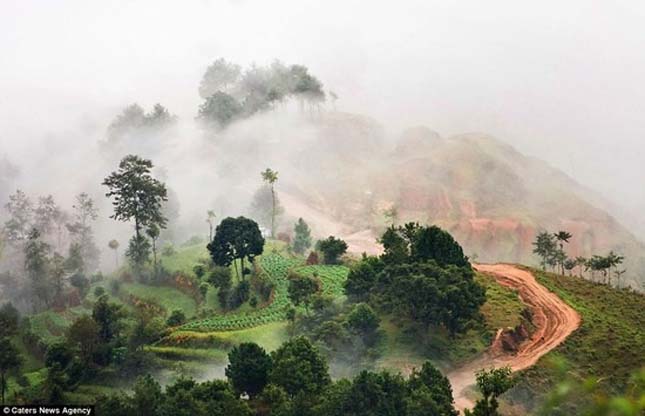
[448, 264, 581, 412]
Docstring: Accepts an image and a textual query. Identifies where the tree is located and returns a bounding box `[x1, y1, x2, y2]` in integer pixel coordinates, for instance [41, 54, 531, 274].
[92, 295, 125, 343]
[34, 195, 61, 238]
[108, 239, 120, 268]
[345, 256, 385, 301]
[166, 309, 186, 327]
[66, 193, 100, 271]
[197, 92, 243, 129]
[3, 189, 33, 244]
[408, 362, 458, 416]
[207, 217, 264, 281]
[533, 231, 557, 271]
[24, 228, 51, 309]
[225, 342, 272, 398]
[132, 375, 163, 416]
[346, 303, 380, 336]
[287, 273, 319, 313]
[606, 251, 624, 286]
[466, 367, 514, 416]
[564, 258, 577, 276]
[0, 303, 19, 338]
[379, 223, 470, 267]
[65, 242, 85, 274]
[199, 58, 241, 99]
[44, 342, 74, 370]
[292, 218, 312, 255]
[103, 155, 168, 267]
[0, 338, 22, 404]
[67, 315, 100, 366]
[575, 256, 587, 278]
[146, 224, 160, 274]
[383, 205, 399, 226]
[553, 231, 572, 274]
[316, 236, 348, 265]
[41, 363, 67, 404]
[50, 252, 66, 302]
[269, 337, 330, 396]
[206, 210, 217, 241]
[376, 263, 485, 336]
[261, 168, 279, 238]
[250, 186, 284, 236]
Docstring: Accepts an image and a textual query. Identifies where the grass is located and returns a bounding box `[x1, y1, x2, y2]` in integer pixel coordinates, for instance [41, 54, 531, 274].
[180, 253, 302, 332]
[476, 271, 525, 330]
[161, 243, 209, 276]
[376, 271, 525, 372]
[293, 264, 350, 298]
[509, 268, 645, 411]
[121, 282, 197, 318]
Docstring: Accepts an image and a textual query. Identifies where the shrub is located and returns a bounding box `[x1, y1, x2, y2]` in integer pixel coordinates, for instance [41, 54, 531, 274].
[166, 309, 186, 327]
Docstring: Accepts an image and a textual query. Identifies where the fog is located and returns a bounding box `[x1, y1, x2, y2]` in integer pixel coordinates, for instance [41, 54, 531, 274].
[2, 0, 645, 237]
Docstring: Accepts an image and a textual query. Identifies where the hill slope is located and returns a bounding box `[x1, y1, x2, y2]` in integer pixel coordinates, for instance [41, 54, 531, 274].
[270, 116, 645, 289]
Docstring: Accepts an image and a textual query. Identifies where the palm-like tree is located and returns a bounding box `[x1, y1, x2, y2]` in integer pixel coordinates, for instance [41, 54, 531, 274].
[553, 231, 572, 274]
[606, 251, 624, 286]
[575, 256, 587, 278]
[261, 168, 279, 238]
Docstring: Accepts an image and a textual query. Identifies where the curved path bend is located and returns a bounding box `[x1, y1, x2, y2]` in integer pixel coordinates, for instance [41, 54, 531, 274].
[448, 264, 581, 413]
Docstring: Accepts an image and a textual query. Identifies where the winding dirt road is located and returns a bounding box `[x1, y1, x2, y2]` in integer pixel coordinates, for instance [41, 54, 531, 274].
[448, 264, 581, 413]
[279, 195, 581, 413]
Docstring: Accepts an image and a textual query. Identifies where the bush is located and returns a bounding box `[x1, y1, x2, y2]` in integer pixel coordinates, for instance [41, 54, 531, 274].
[306, 252, 319, 265]
[316, 236, 348, 265]
[166, 309, 186, 327]
[94, 287, 106, 298]
[229, 281, 251, 309]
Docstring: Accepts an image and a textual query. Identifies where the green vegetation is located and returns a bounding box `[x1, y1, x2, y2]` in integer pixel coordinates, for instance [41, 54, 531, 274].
[181, 253, 301, 332]
[294, 265, 349, 298]
[511, 268, 645, 411]
[476, 272, 524, 330]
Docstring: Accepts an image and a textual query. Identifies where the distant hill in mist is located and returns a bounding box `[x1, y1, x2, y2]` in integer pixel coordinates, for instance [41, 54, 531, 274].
[276, 113, 645, 290]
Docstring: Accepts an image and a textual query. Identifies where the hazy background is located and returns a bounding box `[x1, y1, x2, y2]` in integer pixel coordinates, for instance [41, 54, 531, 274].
[1, 0, 645, 236]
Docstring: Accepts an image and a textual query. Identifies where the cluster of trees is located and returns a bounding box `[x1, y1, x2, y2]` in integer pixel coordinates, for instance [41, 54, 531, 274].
[533, 231, 626, 286]
[103, 155, 168, 277]
[22, 291, 167, 404]
[106, 103, 177, 143]
[1, 191, 100, 310]
[344, 223, 485, 336]
[197, 59, 327, 129]
[93, 336, 463, 416]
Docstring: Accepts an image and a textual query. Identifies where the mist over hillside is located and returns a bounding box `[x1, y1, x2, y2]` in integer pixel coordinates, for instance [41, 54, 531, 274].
[1, 103, 643, 289]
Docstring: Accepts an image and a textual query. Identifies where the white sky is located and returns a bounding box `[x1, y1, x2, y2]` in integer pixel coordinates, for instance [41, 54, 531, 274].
[1, 0, 645, 218]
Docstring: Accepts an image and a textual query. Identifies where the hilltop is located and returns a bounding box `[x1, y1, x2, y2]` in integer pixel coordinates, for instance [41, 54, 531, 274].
[269, 114, 645, 290]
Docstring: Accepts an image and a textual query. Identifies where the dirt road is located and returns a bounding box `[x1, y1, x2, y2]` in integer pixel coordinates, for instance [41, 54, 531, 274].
[279, 195, 580, 412]
[447, 264, 581, 412]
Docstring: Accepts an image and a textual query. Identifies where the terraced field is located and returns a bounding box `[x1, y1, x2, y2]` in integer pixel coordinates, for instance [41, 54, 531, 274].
[293, 264, 350, 297]
[180, 253, 302, 332]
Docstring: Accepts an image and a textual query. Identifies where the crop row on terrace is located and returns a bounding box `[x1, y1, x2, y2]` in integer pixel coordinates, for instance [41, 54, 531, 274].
[180, 253, 302, 332]
[292, 264, 350, 297]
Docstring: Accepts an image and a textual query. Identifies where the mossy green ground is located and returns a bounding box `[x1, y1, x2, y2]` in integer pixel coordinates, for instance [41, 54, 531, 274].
[508, 268, 645, 412]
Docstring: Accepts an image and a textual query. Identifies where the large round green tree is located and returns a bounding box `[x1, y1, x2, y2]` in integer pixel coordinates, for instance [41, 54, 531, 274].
[225, 342, 272, 398]
[207, 216, 264, 280]
[269, 337, 330, 397]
